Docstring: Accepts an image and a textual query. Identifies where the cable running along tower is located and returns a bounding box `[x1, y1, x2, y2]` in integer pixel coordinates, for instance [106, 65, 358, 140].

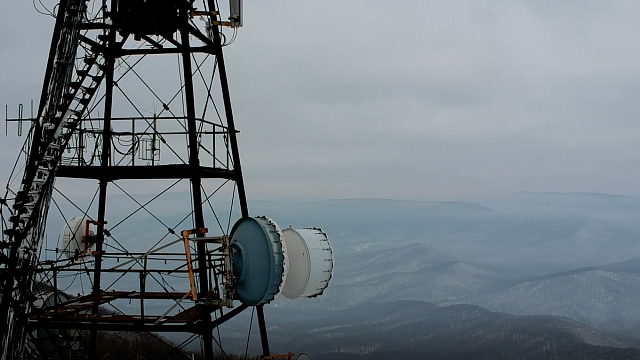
[0, 1, 334, 359]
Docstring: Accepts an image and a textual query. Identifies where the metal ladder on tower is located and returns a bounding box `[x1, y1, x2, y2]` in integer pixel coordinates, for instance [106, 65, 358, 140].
[0, 0, 108, 357]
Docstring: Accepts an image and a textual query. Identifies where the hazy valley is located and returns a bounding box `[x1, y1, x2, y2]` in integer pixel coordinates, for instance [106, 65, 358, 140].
[49, 191, 640, 357]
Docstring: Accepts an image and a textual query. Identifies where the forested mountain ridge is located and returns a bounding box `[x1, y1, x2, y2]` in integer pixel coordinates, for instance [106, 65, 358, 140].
[270, 300, 640, 360]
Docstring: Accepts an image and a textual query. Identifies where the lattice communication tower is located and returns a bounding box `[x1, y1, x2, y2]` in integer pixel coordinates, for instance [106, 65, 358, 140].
[0, 1, 334, 359]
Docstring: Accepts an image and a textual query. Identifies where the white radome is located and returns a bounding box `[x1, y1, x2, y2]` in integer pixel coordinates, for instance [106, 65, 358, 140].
[62, 217, 95, 259]
[281, 227, 334, 299]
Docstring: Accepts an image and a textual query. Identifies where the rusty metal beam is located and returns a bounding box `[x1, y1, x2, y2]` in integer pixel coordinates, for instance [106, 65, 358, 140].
[57, 165, 236, 180]
[165, 304, 220, 323]
[30, 304, 248, 334]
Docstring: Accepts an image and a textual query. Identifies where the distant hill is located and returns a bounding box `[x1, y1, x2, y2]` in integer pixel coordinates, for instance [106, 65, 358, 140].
[260, 245, 640, 341]
[474, 258, 640, 338]
[247, 196, 640, 273]
[48, 193, 640, 356]
[484, 191, 640, 228]
[267, 300, 640, 360]
[267, 242, 521, 311]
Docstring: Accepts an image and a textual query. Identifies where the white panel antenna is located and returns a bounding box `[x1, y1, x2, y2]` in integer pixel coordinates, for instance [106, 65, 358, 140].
[229, 0, 243, 28]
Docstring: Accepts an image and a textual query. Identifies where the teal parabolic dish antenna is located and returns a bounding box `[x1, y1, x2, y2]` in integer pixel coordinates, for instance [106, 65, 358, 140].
[229, 216, 287, 306]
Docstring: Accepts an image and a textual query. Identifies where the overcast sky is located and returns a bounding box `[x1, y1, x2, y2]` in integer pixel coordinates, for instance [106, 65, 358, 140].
[2, 1, 640, 201]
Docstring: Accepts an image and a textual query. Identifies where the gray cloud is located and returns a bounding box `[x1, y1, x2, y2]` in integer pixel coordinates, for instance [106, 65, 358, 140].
[3, 0, 640, 201]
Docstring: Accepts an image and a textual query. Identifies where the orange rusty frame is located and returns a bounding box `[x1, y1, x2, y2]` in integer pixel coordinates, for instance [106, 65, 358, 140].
[181, 227, 208, 301]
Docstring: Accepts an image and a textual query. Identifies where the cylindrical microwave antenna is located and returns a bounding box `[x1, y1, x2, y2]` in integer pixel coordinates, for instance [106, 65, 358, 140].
[281, 228, 333, 299]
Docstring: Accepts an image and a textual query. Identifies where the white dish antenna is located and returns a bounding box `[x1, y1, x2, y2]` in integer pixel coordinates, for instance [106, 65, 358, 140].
[281, 228, 334, 299]
[62, 217, 96, 259]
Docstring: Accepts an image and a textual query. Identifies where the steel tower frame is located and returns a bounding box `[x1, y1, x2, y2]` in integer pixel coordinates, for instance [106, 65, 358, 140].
[0, 0, 272, 359]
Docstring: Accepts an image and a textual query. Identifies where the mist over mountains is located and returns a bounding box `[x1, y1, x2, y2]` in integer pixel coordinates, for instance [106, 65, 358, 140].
[50, 191, 640, 357]
[253, 192, 640, 356]
[272, 300, 640, 360]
